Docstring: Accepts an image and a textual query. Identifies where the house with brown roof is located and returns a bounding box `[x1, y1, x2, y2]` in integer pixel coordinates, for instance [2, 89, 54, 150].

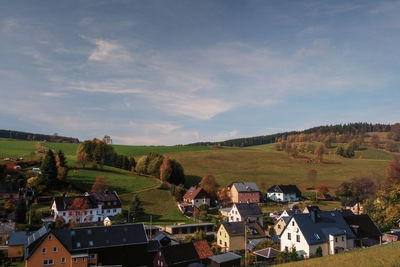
[183, 187, 211, 208]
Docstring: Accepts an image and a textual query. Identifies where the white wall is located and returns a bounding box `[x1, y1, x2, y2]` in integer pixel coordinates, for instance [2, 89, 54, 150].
[280, 217, 312, 257]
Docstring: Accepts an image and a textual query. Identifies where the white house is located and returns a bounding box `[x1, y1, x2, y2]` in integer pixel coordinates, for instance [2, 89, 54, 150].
[280, 210, 355, 258]
[51, 191, 122, 223]
[182, 187, 210, 208]
[267, 185, 302, 202]
[228, 203, 263, 225]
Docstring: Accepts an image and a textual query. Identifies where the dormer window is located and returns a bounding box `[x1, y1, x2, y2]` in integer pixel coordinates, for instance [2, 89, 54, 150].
[292, 221, 295, 226]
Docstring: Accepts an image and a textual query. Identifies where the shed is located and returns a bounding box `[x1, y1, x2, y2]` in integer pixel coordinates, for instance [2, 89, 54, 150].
[209, 252, 241, 267]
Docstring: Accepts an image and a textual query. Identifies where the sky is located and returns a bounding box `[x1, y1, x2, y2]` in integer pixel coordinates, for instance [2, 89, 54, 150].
[0, 0, 399, 145]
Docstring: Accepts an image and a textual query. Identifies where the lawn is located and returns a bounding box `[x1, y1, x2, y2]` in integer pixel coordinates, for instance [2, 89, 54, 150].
[67, 169, 160, 194]
[135, 187, 192, 225]
[281, 242, 400, 267]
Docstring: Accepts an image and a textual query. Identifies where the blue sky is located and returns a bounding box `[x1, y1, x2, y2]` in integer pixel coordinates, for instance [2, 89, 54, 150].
[0, 0, 399, 145]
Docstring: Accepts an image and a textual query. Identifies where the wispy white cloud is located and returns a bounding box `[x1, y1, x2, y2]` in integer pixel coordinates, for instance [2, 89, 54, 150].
[86, 38, 132, 62]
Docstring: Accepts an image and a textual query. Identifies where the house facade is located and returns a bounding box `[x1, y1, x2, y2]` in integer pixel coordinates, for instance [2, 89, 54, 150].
[229, 182, 260, 203]
[183, 187, 210, 208]
[51, 191, 122, 223]
[228, 203, 263, 225]
[25, 224, 150, 267]
[217, 222, 265, 252]
[280, 210, 355, 258]
[267, 185, 302, 202]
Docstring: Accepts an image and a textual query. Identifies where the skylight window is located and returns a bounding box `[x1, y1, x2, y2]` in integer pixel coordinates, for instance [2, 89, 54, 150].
[314, 233, 320, 240]
[89, 241, 93, 246]
[87, 229, 92, 234]
[76, 242, 81, 248]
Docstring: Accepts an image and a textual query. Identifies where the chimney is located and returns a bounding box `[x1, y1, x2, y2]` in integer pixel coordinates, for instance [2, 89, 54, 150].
[350, 225, 359, 234]
[310, 210, 318, 223]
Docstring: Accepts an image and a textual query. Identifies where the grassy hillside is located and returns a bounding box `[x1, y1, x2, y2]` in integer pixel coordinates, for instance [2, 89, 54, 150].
[1, 139, 396, 191]
[168, 144, 393, 190]
[67, 169, 159, 194]
[281, 242, 400, 267]
[66, 168, 190, 224]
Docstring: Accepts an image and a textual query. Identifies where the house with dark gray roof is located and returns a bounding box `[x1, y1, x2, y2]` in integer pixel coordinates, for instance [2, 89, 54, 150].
[343, 214, 382, 247]
[153, 241, 213, 267]
[228, 182, 260, 204]
[267, 185, 302, 202]
[217, 221, 266, 252]
[228, 203, 263, 225]
[209, 252, 241, 267]
[280, 210, 356, 258]
[51, 191, 122, 224]
[25, 223, 150, 267]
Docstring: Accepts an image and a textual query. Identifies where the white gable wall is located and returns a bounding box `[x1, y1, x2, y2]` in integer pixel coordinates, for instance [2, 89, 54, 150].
[280, 217, 312, 257]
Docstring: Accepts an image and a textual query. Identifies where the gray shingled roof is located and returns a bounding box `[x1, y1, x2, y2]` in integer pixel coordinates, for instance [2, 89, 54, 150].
[234, 203, 262, 217]
[291, 211, 356, 245]
[267, 185, 301, 195]
[210, 252, 241, 263]
[233, 182, 259, 192]
[26, 223, 148, 260]
[8, 231, 33, 246]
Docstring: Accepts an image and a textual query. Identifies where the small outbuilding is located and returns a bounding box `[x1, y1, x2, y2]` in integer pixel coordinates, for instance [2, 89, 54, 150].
[209, 252, 241, 267]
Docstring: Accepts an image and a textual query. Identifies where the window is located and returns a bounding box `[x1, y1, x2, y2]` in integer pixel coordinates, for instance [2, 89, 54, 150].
[48, 235, 52, 240]
[292, 221, 295, 226]
[42, 248, 46, 254]
[342, 236, 344, 241]
[89, 254, 96, 259]
[296, 235, 300, 242]
[288, 233, 291, 240]
[43, 259, 54, 265]
[73, 258, 77, 263]
[61, 257, 66, 263]
[76, 242, 81, 248]
[224, 242, 227, 247]
[52, 247, 57, 252]
[285, 246, 288, 252]
[219, 240, 222, 245]
[63, 212, 66, 216]
[278, 224, 281, 229]
[89, 241, 94, 246]
[90, 210, 93, 215]
[335, 237, 338, 242]
[113, 209, 116, 212]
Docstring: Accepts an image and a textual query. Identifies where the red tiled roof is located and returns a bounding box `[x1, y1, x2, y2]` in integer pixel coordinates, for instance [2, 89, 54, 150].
[193, 240, 214, 259]
[183, 187, 208, 200]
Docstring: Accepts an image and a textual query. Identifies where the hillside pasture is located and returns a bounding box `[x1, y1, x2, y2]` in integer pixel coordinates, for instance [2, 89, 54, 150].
[67, 169, 159, 194]
[0, 139, 36, 158]
[168, 146, 389, 190]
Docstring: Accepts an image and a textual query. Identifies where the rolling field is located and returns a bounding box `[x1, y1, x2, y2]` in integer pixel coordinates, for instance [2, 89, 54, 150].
[67, 169, 160, 194]
[281, 242, 400, 267]
[168, 144, 391, 190]
[113, 144, 212, 157]
[67, 168, 191, 224]
[0, 139, 36, 158]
